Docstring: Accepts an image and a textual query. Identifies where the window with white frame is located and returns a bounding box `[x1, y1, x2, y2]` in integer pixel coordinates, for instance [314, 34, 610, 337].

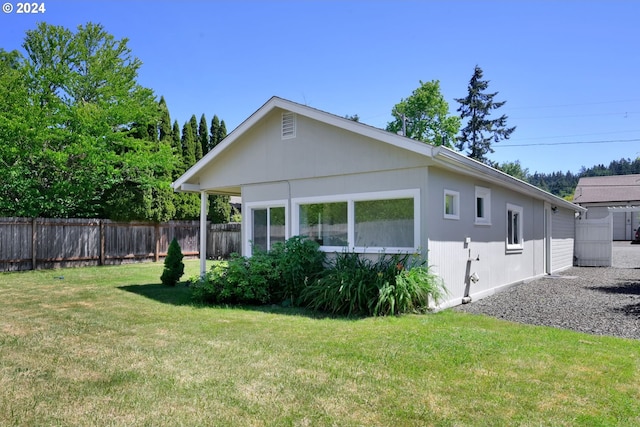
[475, 186, 491, 225]
[247, 202, 287, 254]
[293, 189, 419, 253]
[506, 203, 523, 251]
[443, 189, 460, 220]
[298, 201, 348, 247]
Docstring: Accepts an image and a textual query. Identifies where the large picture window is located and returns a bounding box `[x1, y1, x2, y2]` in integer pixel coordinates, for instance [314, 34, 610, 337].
[506, 203, 523, 252]
[293, 190, 419, 253]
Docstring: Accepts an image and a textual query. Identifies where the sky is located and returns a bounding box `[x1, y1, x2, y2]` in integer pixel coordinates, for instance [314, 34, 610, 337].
[1, 0, 639, 174]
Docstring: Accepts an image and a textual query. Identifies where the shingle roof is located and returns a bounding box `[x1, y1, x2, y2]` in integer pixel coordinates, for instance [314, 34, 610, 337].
[573, 174, 640, 204]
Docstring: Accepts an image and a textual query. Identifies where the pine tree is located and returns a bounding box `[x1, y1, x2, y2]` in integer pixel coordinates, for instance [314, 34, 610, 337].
[181, 120, 196, 167]
[455, 66, 515, 164]
[207, 115, 231, 223]
[187, 114, 202, 161]
[209, 115, 220, 152]
[161, 237, 184, 286]
[158, 96, 172, 143]
[198, 114, 209, 155]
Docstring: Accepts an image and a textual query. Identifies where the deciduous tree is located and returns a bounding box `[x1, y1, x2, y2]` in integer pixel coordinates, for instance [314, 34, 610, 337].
[386, 80, 460, 147]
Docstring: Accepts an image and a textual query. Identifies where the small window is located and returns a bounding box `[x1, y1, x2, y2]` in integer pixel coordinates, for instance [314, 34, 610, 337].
[444, 189, 459, 220]
[506, 203, 524, 251]
[282, 112, 296, 139]
[475, 186, 491, 225]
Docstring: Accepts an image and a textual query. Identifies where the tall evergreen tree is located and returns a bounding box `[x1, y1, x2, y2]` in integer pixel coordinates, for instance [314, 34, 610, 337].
[207, 116, 231, 223]
[188, 114, 202, 160]
[217, 120, 227, 146]
[158, 96, 173, 143]
[455, 65, 515, 164]
[209, 115, 220, 152]
[171, 120, 182, 176]
[198, 114, 209, 155]
[181, 120, 197, 167]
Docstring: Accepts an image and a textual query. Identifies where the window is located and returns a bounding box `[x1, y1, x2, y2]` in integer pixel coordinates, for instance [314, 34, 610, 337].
[355, 198, 414, 248]
[444, 189, 459, 220]
[246, 202, 288, 254]
[298, 202, 348, 247]
[282, 112, 296, 139]
[506, 203, 524, 251]
[293, 189, 419, 253]
[475, 186, 491, 225]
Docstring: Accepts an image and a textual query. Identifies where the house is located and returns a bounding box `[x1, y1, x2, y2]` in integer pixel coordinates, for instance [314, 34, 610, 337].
[172, 97, 585, 308]
[573, 174, 640, 240]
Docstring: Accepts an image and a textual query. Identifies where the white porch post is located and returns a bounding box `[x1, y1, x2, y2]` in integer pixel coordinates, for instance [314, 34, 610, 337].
[199, 191, 207, 276]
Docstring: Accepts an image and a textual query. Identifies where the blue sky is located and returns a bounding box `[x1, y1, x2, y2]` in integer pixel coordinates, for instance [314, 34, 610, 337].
[2, 0, 639, 174]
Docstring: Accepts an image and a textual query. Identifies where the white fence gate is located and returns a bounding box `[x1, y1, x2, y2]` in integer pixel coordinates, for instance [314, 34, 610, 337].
[574, 215, 612, 267]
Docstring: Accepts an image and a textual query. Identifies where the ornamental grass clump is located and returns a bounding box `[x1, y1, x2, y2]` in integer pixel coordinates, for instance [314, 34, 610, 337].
[301, 251, 447, 317]
[160, 238, 184, 286]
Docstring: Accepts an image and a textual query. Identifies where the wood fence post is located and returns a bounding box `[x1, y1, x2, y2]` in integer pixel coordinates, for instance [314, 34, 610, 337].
[32, 217, 37, 271]
[154, 223, 160, 262]
[100, 220, 105, 266]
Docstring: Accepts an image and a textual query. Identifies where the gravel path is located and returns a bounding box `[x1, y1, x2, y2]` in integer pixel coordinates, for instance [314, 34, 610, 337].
[454, 242, 640, 340]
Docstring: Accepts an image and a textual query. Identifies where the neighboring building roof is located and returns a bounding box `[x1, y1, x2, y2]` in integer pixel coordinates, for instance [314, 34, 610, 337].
[173, 96, 585, 213]
[573, 174, 640, 204]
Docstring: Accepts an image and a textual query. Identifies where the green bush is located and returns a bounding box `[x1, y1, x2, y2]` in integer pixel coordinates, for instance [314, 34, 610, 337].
[191, 236, 325, 306]
[270, 236, 325, 305]
[190, 252, 277, 305]
[301, 252, 447, 317]
[160, 238, 184, 286]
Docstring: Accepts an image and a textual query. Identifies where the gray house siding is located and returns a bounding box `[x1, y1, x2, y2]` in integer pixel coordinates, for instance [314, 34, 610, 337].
[425, 168, 551, 306]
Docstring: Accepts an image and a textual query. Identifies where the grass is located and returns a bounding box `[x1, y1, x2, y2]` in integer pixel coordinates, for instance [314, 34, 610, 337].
[1, 261, 639, 426]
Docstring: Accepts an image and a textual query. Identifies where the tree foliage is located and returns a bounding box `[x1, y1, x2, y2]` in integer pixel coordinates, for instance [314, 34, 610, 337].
[0, 23, 175, 221]
[455, 66, 515, 164]
[386, 80, 460, 147]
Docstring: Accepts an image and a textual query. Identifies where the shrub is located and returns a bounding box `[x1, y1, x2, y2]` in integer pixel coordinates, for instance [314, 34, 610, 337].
[161, 238, 184, 286]
[190, 252, 277, 305]
[374, 263, 446, 316]
[270, 236, 325, 305]
[301, 252, 447, 317]
[191, 236, 325, 306]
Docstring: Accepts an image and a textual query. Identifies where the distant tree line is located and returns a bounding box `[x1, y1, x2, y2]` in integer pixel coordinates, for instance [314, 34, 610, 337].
[497, 158, 640, 200]
[0, 22, 233, 222]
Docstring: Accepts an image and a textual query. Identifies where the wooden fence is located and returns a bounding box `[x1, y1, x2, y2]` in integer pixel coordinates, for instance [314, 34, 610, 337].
[0, 218, 242, 272]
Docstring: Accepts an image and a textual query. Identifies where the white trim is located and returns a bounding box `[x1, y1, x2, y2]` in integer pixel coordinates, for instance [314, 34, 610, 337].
[506, 203, 524, 252]
[292, 189, 420, 254]
[474, 186, 492, 225]
[443, 189, 460, 220]
[244, 199, 289, 256]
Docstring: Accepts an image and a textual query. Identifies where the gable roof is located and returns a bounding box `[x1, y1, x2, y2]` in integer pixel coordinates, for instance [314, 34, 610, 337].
[573, 174, 640, 204]
[172, 96, 584, 213]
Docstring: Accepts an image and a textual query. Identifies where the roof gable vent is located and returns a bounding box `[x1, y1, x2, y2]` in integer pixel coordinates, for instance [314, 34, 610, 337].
[282, 112, 296, 139]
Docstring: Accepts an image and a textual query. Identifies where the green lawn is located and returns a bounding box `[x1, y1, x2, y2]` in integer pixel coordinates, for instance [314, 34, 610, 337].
[1, 261, 639, 426]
